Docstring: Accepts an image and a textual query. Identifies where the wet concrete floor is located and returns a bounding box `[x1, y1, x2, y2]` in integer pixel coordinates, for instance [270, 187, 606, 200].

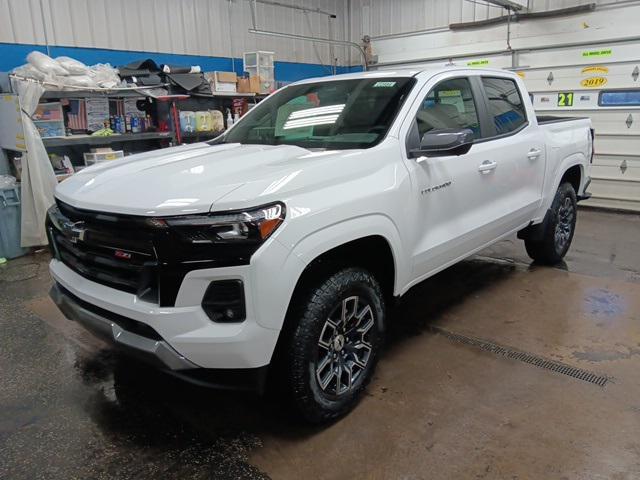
[1, 208, 639, 479]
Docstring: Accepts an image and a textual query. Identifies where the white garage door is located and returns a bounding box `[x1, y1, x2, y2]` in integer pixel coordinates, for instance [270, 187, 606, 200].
[521, 42, 640, 212]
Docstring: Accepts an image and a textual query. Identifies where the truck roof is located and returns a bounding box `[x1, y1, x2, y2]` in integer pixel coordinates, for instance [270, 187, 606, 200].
[291, 67, 519, 85]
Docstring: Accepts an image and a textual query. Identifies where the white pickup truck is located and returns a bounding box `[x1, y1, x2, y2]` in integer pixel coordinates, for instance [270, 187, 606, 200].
[47, 68, 592, 422]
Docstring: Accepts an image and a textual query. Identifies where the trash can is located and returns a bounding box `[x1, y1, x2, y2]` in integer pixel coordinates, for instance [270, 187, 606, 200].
[0, 186, 28, 259]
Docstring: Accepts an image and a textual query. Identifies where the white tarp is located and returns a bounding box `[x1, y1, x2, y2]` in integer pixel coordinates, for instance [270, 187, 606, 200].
[13, 79, 57, 247]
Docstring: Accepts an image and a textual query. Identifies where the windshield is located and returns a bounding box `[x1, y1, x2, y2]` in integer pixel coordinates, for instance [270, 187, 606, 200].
[221, 77, 416, 150]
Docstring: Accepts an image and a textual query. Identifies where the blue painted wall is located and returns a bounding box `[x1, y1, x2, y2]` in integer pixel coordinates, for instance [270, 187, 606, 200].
[0, 43, 362, 83]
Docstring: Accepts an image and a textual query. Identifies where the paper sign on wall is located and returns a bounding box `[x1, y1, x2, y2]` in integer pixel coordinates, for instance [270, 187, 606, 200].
[581, 77, 608, 88]
[467, 59, 489, 67]
[582, 66, 609, 75]
[582, 49, 612, 58]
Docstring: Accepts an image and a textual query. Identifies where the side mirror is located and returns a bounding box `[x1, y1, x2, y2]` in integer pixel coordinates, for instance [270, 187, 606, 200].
[409, 128, 474, 159]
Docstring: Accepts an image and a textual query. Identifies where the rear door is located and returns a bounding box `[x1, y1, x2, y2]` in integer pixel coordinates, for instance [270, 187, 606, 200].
[476, 76, 546, 224]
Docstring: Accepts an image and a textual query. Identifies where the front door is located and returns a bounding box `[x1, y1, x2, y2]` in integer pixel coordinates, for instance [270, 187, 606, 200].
[403, 75, 512, 280]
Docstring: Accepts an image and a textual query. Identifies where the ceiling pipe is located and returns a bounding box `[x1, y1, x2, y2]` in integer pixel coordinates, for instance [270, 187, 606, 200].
[248, 0, 335, 17]
[248, 0, 366, 71]
[248, 29, 368, 71]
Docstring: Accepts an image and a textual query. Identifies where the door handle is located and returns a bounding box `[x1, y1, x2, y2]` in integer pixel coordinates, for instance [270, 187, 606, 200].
[478, 160, 497, 173]
[527, 148, 542, 160]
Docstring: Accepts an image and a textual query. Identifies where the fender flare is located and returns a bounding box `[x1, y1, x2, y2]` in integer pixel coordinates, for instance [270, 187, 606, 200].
[286, 214, 407, 297]
[540, 154, 586, 215]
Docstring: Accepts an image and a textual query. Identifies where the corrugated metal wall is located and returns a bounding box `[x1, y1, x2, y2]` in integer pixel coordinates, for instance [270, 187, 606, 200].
[350, 0, 635, 41]
[0, 0, 349, 65]
[352, 0, 505, 39]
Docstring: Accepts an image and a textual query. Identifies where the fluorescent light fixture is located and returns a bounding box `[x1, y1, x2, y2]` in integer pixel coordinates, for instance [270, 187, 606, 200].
[289, 104, 345, 120]
[283, 114, 340, 129]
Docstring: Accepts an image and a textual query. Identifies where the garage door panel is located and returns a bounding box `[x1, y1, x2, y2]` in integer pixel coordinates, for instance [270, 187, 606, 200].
[526, 74, 639, 92]
[594, 136, 640, 156]
[587, 176, 640, 211]
[591, 164, 640, 181]
[592, 154, 640, 169]
[582, 111, 640, 134]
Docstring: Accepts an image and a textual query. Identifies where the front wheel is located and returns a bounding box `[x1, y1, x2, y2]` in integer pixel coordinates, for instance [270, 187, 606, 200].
[286, 268, 385, 423]
[524, 182, 577, 264]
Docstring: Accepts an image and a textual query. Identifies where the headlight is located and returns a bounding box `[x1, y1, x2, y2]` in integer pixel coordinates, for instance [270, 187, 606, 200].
[149, 203, 285, 245]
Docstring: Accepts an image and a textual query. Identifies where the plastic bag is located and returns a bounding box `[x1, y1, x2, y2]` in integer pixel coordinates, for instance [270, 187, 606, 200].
[12, 64, 46, 81]
[88, 63, 120, 89]
[0, 175, 16, 188]
[55, 56, 89, 75]
[27, 51, 69, 76]
[62, 75, 94, 88]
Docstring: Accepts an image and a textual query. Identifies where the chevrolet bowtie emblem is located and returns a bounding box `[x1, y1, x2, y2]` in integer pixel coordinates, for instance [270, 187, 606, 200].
[63, 221, 87, 243]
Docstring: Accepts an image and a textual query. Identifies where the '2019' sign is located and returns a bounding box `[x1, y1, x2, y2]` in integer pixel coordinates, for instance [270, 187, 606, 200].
[580, 77, 608, 88]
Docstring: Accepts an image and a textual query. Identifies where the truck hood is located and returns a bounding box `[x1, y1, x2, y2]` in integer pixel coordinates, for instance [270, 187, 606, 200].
[55, 142, 369, 216]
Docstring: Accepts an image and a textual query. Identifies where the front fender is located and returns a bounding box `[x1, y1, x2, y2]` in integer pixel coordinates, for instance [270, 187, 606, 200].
[288, 214, 407, 295]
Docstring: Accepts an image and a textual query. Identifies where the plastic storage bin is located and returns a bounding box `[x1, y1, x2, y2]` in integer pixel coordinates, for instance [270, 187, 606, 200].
[243, 51, 275, 94]
[83, 150, 124, 166]
[0, 186, 28, 259]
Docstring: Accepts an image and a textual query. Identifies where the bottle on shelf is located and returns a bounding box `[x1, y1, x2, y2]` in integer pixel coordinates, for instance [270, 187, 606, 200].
[226, 109, 234, 129]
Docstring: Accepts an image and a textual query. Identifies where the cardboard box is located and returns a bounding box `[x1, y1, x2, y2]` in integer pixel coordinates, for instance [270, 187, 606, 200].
[249, 75, 262, 94]
[237, 77, 251, 93]
[216, 71, 237, 83]
[215, 82, 237, 93]
[207, 71, 237, 93]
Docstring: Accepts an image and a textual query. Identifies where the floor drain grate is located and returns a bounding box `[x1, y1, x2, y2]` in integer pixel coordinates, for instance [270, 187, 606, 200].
[432, 326, 609, 387]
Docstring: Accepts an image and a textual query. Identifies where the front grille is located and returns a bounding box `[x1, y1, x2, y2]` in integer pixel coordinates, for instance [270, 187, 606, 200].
[48, 201, 159, 303]
[47, 200, 259, 307]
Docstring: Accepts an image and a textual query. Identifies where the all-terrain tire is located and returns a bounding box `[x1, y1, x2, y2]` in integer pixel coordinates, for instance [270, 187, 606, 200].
[525, 182, 577, 264]
[285, 268, 385, 423]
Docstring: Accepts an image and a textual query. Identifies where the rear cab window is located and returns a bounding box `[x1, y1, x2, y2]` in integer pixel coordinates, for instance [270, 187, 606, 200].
[481, 77, 528, 136]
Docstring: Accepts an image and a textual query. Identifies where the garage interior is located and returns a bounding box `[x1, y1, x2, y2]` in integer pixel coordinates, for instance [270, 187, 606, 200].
[1, 1, 640, 479]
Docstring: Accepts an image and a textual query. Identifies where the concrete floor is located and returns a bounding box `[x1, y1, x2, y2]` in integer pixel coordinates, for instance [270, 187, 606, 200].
[1, 208, 640, 480]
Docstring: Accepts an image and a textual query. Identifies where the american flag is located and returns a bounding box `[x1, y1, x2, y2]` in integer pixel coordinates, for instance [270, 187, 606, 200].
[67, 99, 87, 131]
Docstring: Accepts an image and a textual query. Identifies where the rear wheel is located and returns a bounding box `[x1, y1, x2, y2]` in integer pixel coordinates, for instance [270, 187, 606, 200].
[285, 268, 385, 423]
[524, 182, 577, 264]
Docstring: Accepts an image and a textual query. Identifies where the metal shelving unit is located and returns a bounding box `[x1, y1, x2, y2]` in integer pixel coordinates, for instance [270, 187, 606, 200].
[42, 132, 174, 148]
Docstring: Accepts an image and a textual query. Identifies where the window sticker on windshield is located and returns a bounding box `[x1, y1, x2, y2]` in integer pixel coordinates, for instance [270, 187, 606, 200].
[438, 90, 461, 97]
[373, 81, 397, 88]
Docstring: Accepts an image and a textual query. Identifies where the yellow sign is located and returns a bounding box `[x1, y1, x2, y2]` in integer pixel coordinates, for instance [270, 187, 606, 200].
[582, 49, 612, 58]
[582, 66, 609, 75]
[467, 59, 489, 67]
[581, 77, 607, 88]
[558, 92, 574, 107]
[439, 90, 461, 97]
[516, 71, 526, 78]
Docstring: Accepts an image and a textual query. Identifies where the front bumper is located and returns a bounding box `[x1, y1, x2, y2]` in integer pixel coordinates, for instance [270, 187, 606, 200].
[49, 256, 284, 370]
[50, 283, 198, 370]
[50, 281, 271, 391]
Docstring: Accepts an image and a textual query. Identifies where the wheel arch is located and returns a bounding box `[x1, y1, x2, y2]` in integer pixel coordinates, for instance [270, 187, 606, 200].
[268, 227, 400, 383]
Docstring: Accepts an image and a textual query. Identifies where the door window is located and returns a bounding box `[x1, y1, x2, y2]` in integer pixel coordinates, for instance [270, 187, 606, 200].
[481, 77, 527, 135]
[415, 78, 481, 139]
